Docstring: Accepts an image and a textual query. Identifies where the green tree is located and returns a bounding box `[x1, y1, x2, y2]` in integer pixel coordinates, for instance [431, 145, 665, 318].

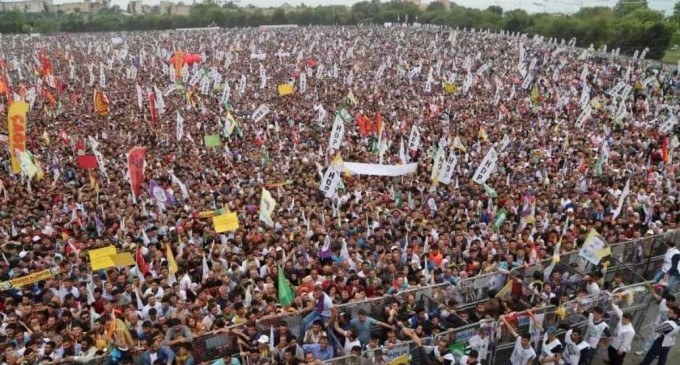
[614, 0, 648, 17]
[487, 5, 503, 16]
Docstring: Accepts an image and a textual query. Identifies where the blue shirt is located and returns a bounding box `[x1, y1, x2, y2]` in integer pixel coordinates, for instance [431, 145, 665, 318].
[302, 343, 334, 361]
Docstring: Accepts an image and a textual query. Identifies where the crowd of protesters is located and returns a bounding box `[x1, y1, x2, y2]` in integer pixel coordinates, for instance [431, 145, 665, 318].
[0, 24, 679, 365]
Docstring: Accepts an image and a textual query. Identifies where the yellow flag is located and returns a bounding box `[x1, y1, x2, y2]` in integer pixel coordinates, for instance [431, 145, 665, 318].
[442, 81, 458, 94]
[347, 91, 357, 106]
[166, 244, 178, 275]
[277, 84, 294, 96]
[212, 212, 239, 233]
[530, 84, 540, 105]
[478, 126, 488, 142]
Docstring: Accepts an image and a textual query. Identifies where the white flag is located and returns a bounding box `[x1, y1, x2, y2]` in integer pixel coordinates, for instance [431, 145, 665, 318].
[329, 114, 345, 152]
[408, 124, 420, 151]
[612, 178, 630, 220]
[472, 147, 498, 185]
[176, 112, 184, 141]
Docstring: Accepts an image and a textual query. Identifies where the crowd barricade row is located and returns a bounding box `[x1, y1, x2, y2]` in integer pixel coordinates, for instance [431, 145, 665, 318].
[81, 230, 680, 365]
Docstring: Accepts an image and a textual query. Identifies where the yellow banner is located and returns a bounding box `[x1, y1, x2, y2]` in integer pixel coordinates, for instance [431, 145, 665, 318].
[89, 245, 117, 271]
[166, 245, 178, 274]
[213, 212, 239, 233]
[277, 84, 294, 96]
[0, 267, 60, 291]
[8, 101, 29, 174]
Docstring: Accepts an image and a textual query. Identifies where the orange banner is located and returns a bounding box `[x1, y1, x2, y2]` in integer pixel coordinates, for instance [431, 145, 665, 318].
[8, 101, 29, 173]
[174, 51, 184, 79]
[94, 89, 109, 116]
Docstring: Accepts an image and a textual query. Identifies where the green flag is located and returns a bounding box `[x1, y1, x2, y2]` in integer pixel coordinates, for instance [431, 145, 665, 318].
[483, 184, 498, 198]
[492, 207, 508, 232]
[204, 134, 221, 147]
[449, 342, 468, 357]
[277, 265, 294, 307]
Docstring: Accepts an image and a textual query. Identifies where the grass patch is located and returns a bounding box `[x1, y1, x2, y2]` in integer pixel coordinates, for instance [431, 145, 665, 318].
[662, 48, 680, 64]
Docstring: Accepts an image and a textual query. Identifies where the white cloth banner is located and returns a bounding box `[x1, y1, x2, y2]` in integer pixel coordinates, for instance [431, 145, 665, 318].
[408, 125, 420, 151]
[612, 178, 630, 220]
[329, 114, 344, 152]
[251, 104, 270, 122]
[472, 147, 498, 185]
[439, 154, 458, 185]
[176, 112, 184, 141]
[299, 72, 307, 94]
[320, 167, 341, 198]
[340, 162, 418, 177]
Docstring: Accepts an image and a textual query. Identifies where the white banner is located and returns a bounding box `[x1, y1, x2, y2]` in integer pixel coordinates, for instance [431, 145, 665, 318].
[340, 162, 418, 177]
[408, 125, 420, 151]
[251, 104, 270, 122]
[176, 112, 184, 141]
[329, 114, 344, 152]
[299, 72, 307, 94]
[472, 147, 498, 185]
[439, 153, 458, 185]
[659, 116, 678, 135]
[320, 167, 341, 198]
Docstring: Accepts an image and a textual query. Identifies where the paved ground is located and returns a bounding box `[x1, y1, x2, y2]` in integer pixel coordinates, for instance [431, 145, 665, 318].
[592, 299, 680, 365]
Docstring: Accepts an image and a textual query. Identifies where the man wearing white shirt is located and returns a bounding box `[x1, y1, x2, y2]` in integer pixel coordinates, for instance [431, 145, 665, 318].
[563, 328, 589, 365]
[653, 241, 680, 295]
[607, 298, 634, 365]
[142, 296, 162, 320]
[639, 306, 680, 365]
[635, 285, 676, 356]
[501, 315, 536, 365]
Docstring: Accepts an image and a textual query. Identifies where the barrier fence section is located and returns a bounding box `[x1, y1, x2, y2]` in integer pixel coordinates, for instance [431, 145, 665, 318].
[82, 230, 680, 365]
[322, 320, 496, 365]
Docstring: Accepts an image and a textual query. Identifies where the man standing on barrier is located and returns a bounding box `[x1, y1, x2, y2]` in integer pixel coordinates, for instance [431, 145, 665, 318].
[635, 283, 677, 356]
[500, 314, 537, 365]
[651, 240, 680, 296]
[299, 285, 335, 340]
[638, 306, 680, 365]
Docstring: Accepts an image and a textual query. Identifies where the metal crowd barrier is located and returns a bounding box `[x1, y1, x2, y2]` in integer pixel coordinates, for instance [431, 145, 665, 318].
[81, 230, 680, 365]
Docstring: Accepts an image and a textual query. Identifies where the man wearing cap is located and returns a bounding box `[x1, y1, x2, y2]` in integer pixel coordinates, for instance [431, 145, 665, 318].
[458, 350, 480, 365]
[607, 295, 635, 365]
[527, 311, 562, 365]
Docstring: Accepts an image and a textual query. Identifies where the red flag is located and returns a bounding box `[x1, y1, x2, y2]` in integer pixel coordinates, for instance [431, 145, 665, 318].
[39, 52, 52, 76]
[148, 92, 158, 126]
[76, 155, 98, 169]
[662, 136, 669, 164]
[127, 147, 146, 201]
[136, 247, 149, 275]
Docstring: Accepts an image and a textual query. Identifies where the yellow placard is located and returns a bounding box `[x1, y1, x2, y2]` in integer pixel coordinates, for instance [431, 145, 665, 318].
[0, 267, 60, 291]
[277, 84, 294, 96]
[110, 253, 136, 267]
[213, 212, 239, 233]
[89, 245, 117, 271]
[197, 210, 218, 218]
[8, 101, 29, 174]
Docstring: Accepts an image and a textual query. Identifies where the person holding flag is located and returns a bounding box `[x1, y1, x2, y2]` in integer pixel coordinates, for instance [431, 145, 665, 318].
[500, 313, 536, 365]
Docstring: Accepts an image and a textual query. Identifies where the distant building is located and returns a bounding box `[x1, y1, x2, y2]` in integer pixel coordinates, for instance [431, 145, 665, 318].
[439, 0, 450, 9]
[1, 0, 49, 13]
[0, 0, 106, 13]
[404, 0, 421, 5]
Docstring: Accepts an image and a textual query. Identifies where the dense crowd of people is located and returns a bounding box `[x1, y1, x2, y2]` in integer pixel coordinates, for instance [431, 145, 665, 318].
[0, 24, 679, 365]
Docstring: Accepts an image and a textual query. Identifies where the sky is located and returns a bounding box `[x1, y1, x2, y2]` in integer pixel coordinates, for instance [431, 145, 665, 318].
[46, 0, 676, 15]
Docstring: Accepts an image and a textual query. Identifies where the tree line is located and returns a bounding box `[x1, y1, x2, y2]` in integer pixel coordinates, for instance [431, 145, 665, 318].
[0, 0, 677, 60]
